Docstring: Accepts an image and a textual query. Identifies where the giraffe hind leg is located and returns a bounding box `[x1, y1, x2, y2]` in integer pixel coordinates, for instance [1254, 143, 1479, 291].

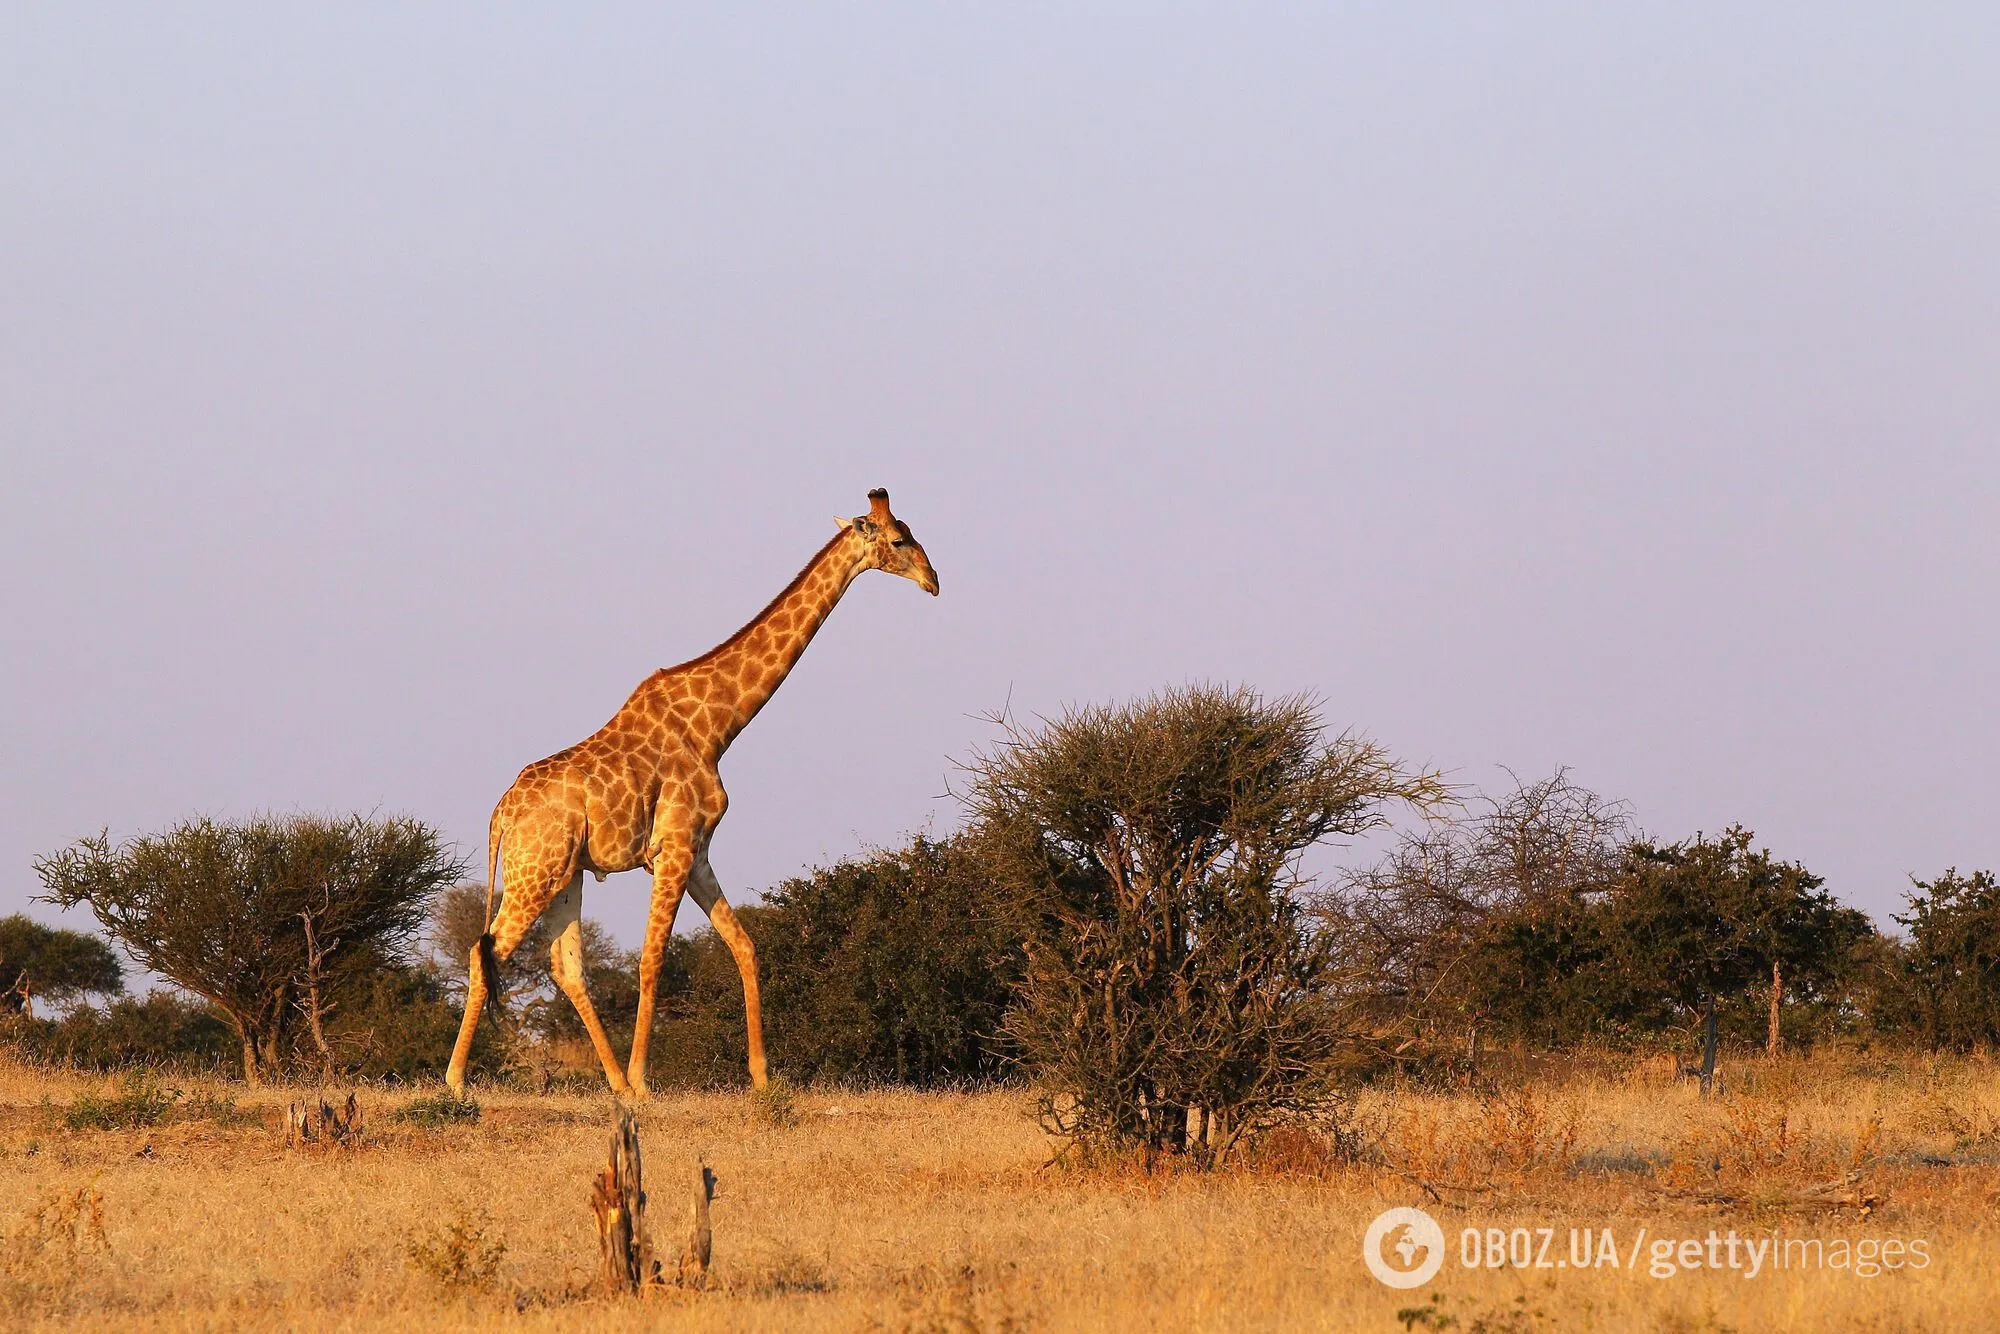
[445, 937, 488, 1095]
[544, 875, 633, 1095]
[445, 839, 607, 1095]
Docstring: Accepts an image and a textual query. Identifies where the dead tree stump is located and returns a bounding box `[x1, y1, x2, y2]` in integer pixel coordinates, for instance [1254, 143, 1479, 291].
[678, 1162, 718, 1288]
[591, 1106, 653, 1294]
[285, 1092, 363, 1149]
[588, 1109, 721, 1297]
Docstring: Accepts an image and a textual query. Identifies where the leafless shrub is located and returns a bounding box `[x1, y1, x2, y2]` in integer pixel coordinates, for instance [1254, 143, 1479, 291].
[405, 1207, 505, 1290]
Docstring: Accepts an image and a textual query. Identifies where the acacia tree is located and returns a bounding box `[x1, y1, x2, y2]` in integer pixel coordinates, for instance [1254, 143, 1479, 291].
[0, 915, 123, 1016]
[35, 814, 465, 1082]
[1609, 827, 1864, 1091]
[964, 684, 1443, 1165]
[1893, 869, 2000, 1050]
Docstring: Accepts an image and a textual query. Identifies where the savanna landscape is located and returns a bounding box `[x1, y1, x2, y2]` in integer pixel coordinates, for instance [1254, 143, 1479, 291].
[7, 690, 2000, 1332]
[7, 9, 1998, 1334]
[5, 1051, 2000, 1331]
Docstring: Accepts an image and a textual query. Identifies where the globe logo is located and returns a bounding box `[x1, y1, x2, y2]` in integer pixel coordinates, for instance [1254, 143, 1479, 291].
[1363, 1206, 1446, 1288]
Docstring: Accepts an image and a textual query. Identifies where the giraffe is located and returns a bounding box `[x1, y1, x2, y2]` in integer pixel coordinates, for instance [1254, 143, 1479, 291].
[444, 489, 939, 1097]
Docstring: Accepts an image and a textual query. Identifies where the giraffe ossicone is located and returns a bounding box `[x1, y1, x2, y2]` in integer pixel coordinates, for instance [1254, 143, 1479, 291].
[444, 489, 940, 1097]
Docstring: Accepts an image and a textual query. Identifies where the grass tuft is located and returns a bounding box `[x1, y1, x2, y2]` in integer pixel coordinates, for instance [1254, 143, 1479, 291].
[750, 1075, 798, 1128]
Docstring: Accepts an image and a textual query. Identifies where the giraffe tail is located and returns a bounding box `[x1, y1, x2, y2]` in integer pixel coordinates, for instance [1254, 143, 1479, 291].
[477, 933, 504, 1024]
[479, 813, 506, 1023]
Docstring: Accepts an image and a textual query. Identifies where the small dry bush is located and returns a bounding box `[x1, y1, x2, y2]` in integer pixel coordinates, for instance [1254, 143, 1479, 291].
[1236, 1098, 1377, 1175]
[1246, 1123, 1346, 1175]
[865, 1261, 1030, 1334]
[1659, 1090, 1880, 1202]
[1899, 1066, 2000, 1154]
[1376, 1086, 1582, 1192]
[740, 1252, 837, 1298]
[1397, 1291, 1552, 1333]
[405, 1207, 505, 1290]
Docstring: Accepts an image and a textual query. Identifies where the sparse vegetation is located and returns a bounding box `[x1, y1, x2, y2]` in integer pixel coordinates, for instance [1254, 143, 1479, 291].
[0, 1052, 1995, 1329]
[9, 686, 2000, 1332]
[390, 1090, 481, 1128]
[57, 1071, 179, 1130]
[405, 1208, 507, 1290]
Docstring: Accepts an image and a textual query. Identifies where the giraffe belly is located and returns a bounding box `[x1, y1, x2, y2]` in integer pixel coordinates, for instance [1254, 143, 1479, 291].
[580, 777, 656, 876]
[579, 815, 651, 875]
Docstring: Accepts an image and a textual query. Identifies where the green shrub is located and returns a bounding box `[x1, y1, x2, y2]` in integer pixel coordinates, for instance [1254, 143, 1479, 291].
[324, 960, 508, 1082]
[3, 991, 235, 1073]
[391, 1091, 481, 1128]
[60, 1072, 179, 1130]
[1885, 869, 2000, 1050]
[0, 915, 123, 1014]
[757, 835, 1022, 1087]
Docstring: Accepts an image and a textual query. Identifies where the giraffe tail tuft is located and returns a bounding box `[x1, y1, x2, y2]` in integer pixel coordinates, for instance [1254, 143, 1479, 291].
[477, 932, 505, 1023]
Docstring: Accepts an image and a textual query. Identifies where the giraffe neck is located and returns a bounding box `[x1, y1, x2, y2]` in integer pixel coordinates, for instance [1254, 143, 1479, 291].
[699, 530, 869, 751]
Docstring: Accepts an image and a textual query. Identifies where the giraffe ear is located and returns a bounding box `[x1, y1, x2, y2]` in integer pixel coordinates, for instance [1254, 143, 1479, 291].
[834, 514, 855, 530]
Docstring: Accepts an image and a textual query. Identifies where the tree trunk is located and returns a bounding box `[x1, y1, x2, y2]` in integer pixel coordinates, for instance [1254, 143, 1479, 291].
[300, 911, 338, 1082]
[241, 1033, 260, 1085]
[259, 1027, 284, 1079]
[1767, 959, 1783, 1057]
[1699, 994, 1720, 1098]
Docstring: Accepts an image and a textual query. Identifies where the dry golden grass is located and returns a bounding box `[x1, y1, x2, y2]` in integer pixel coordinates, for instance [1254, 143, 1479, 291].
[4, 1051, 2000, 1331]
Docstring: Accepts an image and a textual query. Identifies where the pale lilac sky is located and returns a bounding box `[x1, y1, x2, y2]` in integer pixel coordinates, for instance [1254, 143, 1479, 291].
[3, 7, 1996, 952]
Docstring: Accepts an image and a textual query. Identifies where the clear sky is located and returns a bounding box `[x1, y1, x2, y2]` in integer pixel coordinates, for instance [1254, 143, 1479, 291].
[3, 6, 1995, 953]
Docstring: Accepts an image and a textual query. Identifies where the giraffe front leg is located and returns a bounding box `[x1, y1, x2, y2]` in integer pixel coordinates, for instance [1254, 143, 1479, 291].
[689, 853, 768, 1090]
[626, 844, 691, 1098]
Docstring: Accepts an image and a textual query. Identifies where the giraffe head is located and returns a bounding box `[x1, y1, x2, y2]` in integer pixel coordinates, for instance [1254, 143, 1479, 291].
[838, 488, 940, 595]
